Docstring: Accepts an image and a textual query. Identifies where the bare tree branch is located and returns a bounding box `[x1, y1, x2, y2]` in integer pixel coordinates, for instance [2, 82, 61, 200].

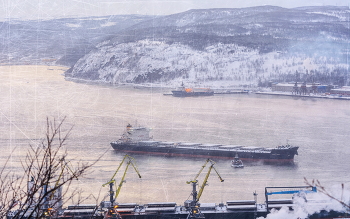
[304, 177, 350, 210]
[1, 117, 100, 219]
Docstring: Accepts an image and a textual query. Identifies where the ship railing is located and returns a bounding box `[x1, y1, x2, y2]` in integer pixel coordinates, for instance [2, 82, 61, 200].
[178, 143, 202, 147]
[157, 142, 177, 147]
[241, 149, 263, 153]
[240, 146, 262, 150]
[114, 140, 139, 145]
[138, 141, 160, 146]
[218, 145, 243, 149]
[236, 149, 257, 153]
[251, 150, 270, 153]
[197, 144, 221, 149]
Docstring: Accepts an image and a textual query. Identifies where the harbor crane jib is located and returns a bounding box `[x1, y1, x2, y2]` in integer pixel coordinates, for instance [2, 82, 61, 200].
[186, 159, 224, 219]
[102, 155, 141, 205]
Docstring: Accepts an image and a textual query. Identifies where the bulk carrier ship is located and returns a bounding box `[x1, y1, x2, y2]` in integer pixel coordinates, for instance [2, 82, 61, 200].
[110, 124, 299, 163]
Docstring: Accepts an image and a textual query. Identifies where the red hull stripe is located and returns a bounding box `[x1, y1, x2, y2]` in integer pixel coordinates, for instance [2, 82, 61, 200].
[113, 149, 294, 163]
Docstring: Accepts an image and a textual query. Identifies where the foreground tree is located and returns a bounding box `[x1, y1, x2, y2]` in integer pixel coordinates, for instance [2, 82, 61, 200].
[0, 117, 98, 218]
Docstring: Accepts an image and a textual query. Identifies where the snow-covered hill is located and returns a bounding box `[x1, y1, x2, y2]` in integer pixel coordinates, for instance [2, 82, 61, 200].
[66, 6, 350, 87]
[67, 39, 348, 88]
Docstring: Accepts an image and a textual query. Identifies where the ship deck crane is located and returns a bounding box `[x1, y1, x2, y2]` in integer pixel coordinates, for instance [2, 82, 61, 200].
[186, 159, 224, 219]
[102, 155, 141, 205]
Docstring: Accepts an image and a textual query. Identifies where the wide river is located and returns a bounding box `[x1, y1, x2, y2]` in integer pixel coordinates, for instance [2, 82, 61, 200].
[1, 65, 349, 207]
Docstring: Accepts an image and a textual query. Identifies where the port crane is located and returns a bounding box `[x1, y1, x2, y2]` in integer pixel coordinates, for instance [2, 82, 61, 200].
[186, 159, 224, 219]
[102, 155, 141, 205]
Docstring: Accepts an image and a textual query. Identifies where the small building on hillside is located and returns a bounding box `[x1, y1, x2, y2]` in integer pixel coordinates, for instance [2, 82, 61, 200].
[271, 83, 295, 92]
[330, 86, 350, 96]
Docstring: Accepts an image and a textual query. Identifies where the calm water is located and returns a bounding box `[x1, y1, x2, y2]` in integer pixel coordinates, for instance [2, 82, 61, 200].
[1, 65, 349, 206]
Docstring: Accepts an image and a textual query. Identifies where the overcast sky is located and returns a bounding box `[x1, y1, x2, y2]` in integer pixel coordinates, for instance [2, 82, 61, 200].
[1, 0, 349, 21]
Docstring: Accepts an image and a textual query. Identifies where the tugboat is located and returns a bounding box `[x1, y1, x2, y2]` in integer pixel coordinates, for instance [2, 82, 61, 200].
[231, 154, 244, 168]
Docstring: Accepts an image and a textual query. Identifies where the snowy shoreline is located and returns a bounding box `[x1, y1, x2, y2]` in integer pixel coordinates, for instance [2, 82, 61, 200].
[65, 76, 256, 90]
[255, 91, 350, 100]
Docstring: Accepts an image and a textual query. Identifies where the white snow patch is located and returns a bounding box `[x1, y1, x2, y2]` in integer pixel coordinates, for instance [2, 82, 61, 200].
[308, 11, 349, 21]
[101, 22, 117, 27]
[65, 23, 81, 28]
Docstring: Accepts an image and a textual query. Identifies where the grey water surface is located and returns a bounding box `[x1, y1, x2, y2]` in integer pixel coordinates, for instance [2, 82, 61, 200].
[1, 66, 349, 205]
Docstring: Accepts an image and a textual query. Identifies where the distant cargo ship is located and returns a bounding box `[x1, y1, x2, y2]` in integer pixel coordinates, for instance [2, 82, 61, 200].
[110, 124, 299, 163]
[171, 82, 214, 97]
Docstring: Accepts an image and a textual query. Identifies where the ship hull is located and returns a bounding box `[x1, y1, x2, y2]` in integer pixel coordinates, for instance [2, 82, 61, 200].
[171, 90, 214, 97]
[110, 142, 298, 164]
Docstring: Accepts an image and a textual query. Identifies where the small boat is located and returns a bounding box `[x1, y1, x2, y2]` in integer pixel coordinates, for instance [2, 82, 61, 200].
[231, 154, 244, 168]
